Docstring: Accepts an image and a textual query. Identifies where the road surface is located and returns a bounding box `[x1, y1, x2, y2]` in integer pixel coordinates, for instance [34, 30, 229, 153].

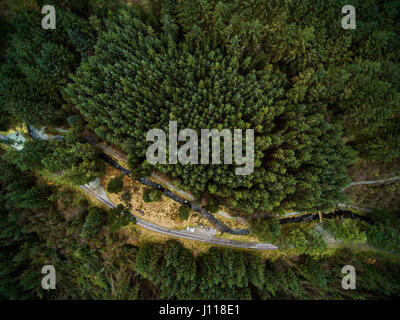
[80, 185, 278, 250]
[3, 130, 398, 249]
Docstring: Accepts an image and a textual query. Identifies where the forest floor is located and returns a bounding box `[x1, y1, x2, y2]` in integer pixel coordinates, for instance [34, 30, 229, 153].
[102, 165, 215, 230]
[314, 222, 400, 259]
[344, 181, 400, 213]
[101, 165, 248, 232]
[348, 158, 400, 181]
[345, 158, 400, 214]
[82, 181, 279, 250]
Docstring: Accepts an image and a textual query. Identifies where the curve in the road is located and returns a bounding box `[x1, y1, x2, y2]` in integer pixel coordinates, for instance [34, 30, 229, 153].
[100, 153, 250, 235]
[0, 130, 391, 249]
[84, 135, 400, 221]
[79, 185, 278, 250]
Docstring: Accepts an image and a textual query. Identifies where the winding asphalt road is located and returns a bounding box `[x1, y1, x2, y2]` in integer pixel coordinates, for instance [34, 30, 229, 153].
[3, 132, 277, 249]
[3, 131, 399, 250]
[80, 185, 278, 250]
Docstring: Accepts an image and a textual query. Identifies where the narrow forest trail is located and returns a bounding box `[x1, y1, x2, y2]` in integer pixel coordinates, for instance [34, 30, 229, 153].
[344, 176, 400, 188]
[314, 223, 400, 258]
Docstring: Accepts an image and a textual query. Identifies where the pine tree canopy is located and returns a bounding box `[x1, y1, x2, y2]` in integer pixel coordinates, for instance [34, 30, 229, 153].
[66, 1, 368, 213]
[65, 1, 372, 213]
[0, 3, 95, 126]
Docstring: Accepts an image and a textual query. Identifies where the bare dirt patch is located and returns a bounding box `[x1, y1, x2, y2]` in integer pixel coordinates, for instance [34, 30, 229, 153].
[101, 166, 214, 229]
[345, 181, 400, 213]
[348, 158, 400, 181]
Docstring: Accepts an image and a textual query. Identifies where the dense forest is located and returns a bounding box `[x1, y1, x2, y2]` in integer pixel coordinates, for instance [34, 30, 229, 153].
[1, 157, 399, 299]
[1, 0, 399, 214]
[64, 0, 399, 215]
[0, 0, 399, 300]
